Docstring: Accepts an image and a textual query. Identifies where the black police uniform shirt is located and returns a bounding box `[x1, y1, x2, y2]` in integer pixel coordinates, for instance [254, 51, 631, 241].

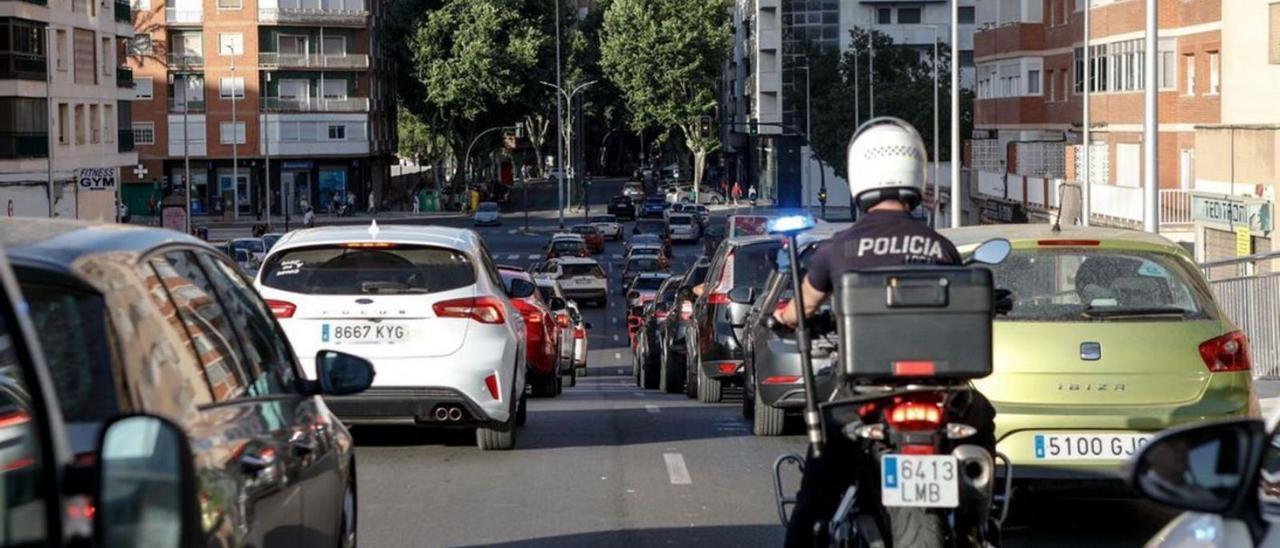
[807, 209, 962, 293]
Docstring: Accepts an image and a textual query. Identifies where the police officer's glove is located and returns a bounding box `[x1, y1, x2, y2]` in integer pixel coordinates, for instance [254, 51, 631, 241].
[994, 289, 1015, 316]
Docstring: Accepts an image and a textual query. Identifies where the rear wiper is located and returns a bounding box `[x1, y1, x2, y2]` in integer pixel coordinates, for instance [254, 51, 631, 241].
[1080, 306, 1190, 319]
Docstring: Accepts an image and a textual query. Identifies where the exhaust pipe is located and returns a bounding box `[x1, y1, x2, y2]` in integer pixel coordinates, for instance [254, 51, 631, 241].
[447, 407, 463, 421]
[952, 444, 995, 533]
[434, 407, 450, 421]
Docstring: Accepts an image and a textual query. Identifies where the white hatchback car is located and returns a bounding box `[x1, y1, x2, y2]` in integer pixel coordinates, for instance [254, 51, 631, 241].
[589, 215, 623, 240]
[255, 223, 527, 450]
[667, 213, 699, 243]
[552, 257, 608, 308]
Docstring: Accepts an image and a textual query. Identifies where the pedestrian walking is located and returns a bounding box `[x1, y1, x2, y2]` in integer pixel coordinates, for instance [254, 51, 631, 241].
[117, 200, 130, 224]
[147, 195, 157, 225]
[731, 181, 743, 206]
[303, 207, 315, 228]
[748, 185, 758, 207]
[368, 190, 375, 215]
[411, 193, 420, 215]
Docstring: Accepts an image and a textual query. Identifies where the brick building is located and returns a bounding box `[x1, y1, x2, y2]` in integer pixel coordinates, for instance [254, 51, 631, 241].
[970, 0, 1221, 202]
[122, 0, 396, 221]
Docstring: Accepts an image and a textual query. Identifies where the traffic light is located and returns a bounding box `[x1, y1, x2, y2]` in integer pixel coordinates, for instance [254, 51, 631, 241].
[748, 118, 758, 136]
[699, 115, 713, 138]
[818, 188, 828, 204]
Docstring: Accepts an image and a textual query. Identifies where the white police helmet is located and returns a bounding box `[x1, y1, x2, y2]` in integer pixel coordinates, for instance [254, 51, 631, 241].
[846, 117, 928, 211]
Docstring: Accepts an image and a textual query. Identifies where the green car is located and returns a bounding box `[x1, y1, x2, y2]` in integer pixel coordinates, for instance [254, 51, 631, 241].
[943, 224, 1259, 489]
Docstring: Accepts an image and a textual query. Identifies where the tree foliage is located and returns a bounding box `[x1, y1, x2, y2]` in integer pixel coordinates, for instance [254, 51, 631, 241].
[808, 28, 974, 180]
[600, 0, 730, 191]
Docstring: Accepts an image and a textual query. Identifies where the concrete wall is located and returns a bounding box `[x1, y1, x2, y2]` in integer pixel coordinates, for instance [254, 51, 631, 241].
[1195, 126, 1280, 199]
[1220, 1, 1280, 125]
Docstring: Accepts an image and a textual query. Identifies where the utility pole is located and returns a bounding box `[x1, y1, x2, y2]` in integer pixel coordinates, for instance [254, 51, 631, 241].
[264, 71, 272, 231]
[1082, 0, 1092, 226]
[869, 23, 876, 118]
[1143, 0, 1158, 233]
[45, 26, 54, 218]
[177, 73, 192, 233]
[229, 45, 240, 222]
[932, 26, 940, 227]
[853, 37, 860, 128]
[949, 0, 961, 228]
[554, 0, 565, 228]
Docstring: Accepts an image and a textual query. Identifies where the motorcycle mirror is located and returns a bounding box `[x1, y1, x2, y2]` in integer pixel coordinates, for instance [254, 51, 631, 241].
[968, 238, 1012, 266]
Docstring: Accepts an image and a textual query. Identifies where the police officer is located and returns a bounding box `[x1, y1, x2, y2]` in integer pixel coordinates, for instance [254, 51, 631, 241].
[773, 117, 994, 547]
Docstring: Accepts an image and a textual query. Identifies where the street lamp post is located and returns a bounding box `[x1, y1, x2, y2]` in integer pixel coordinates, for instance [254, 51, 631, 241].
[554, 0, 564, 229]
[540, 80, 596, 218]
[949, 0, 961, 228]
[932, 25, 941, 227]
[1142, 0, 1159, 233]
[800, 64, 824, 219]
[229, 45, 240, 222]
[264, 71, 272, 231]
[1082, 0, 1092, 226]
[169, 72, 194, 233]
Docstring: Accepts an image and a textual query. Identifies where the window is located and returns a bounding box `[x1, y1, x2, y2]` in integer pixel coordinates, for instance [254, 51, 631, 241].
[1074, 47, 1085, 93]
[100, 37, 111, 76]
[131, 0, 150, 9]
[135, 76, 153, 99]
[132, 122, 155, 145]
[1027, 69, 1041, 94]
[217, 0, 242, 8]
[218, 33, 243, 55]
[127, 34, 151, 56]
[897, 7, 921, 24]
[1208, 51, 1220, 94]
[57, 103, 68, 144]
[1184, 53, 1196, 95]
[104, 104, 114, 143]
[74, 104, 85, 145]
[1160, 48, 1176, 90]
[73, 28, 96, 85]
[219, 77, 244, 99]
[327, 124, 345, 140]
[322, 79, 346, 99]
[260, 245, 477, 295]
[89, 104, 100, 144]
[959, 6, 975, 24]
[197, 253, 297, 394]
[877, 7, 891, 24]
[55, 29, 66, 71]
[278, 34, 306, 55]
[1048, 70, 1056, 101]
[20, 282, 119, 424]
[322, 35, 345, 55]
[149, 252, 249, 402]
[219, 121, 246, 144]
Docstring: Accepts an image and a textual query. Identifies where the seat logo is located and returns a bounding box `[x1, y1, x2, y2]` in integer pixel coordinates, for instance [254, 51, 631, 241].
[1080, 342, 1102, 361]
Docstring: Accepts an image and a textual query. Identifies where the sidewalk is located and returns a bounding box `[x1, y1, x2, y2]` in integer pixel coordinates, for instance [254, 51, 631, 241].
[1259, 379, 1280, 416]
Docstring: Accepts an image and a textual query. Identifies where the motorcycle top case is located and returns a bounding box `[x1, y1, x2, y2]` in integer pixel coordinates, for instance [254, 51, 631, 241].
[834, 266, 993, 380]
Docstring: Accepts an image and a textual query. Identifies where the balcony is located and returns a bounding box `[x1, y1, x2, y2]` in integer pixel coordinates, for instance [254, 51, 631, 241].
[261, 97, 369, 113]
[0, 52, 46, 80]
[117, 129, 134, 152]
[19, 0, 47, 5]
[165, 7, 202, 25]
[0, 132, 48, 159]
[116, 66, 133, 87]
[166, 52, 204, 69]
[168, 98, 205, 113]
[258, 52, 370, 70]
[257, 7, 368, 26]
[114, 0, 131, 22]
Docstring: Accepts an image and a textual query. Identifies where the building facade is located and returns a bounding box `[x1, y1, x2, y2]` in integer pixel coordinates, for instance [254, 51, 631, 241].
[124, 0, 396, 221]
[0, 0, 138, 220]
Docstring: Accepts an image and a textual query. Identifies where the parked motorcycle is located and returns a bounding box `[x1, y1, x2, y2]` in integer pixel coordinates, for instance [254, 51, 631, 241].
[767, 214, 1015, 547]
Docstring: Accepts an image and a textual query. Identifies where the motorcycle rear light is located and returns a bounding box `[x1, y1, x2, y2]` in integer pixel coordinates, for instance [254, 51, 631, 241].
[266, 299, 296, 319]
[484, 373, 501, 400]
[852, 424, 885, 441]
[762, 375, 800, 384]
[708, 292, 730, 305]
[433, 296, 506, 325]
[556, 313, 571, 328]
[900, 444, 937, 455]
[717, 363, 738, 374]
[946, 423, 978, 440]
[892, 361, 936, 377]
[1200, 331, 1251, 373]
[886, 401, 943, 431]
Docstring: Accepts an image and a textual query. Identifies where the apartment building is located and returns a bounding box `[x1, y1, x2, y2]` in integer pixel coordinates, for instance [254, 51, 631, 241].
[123, 0, 396, 220]
[0, 0, 137, 220]
[970, 0, 1221, 200]
[724, 0, 978, 209]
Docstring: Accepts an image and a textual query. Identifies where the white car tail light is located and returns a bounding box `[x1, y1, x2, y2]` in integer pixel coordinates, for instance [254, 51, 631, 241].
[433, 296, 506, 325]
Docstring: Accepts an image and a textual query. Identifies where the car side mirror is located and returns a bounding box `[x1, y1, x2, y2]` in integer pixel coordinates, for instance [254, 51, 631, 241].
[728, 286, 756, 305]
[968, 238, 1012, 266]
[314, 350, 376, 396]
[1128, 418, 1265, 515]
[96, 415, 201, 548]
[507, 278, 536, 299]
[628, 290, 640, 300]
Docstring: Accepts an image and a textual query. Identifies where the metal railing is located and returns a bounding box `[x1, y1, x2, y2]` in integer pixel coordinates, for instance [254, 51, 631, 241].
[114, 0, 131, 22]
[1160, 189, 1193, 226]
[0, 131, 49, 159]
[116, 66, 133, 87]
[165, 7, 202, 24]
[1202, 252, 1280, 379]
[0, 51, 47, 80]
[166, 52, 204, 68]
[257, 7, 368, 25]
[260, 96, 369, 112]
[257, 52, 369, 69]
[167, 98, 205, 113]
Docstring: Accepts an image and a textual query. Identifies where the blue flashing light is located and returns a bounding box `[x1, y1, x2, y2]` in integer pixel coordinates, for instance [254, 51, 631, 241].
[767, 215, 816, 234]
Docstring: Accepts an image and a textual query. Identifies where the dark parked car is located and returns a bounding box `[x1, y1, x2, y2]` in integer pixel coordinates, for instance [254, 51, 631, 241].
[740, 224, 850, 435]
[635, 276, 682, 390]
[685, 234, 782, 403]
[658, 257, 711, 394]
[1, 218, 375, 547]
[703, 222, 727, 257]
[608, 196, 636, 220]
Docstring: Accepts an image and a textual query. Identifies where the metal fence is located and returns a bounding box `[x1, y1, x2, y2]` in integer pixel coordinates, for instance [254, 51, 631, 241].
[1202, 252, 1280, 378]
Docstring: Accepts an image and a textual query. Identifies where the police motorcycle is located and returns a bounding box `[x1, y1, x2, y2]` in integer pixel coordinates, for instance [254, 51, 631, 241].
[766, 213, 1015, 548]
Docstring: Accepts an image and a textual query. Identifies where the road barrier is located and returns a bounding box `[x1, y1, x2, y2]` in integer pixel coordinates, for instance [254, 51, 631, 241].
[1201, 251, 1280, 378]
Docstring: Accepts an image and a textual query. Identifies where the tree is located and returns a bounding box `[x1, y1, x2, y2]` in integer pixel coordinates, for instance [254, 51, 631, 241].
[809, 28, 975, 181]
[398, 108, 453, 188]
[408, 0, 556, 188]
[600, 0, 730, 197]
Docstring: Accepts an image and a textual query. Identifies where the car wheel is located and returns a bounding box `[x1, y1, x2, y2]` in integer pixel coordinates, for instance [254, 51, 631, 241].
[476, 418, 517, 451]
[555, 375, 563, 395]
[684, 357, 699, 399]
[641, 350, 659, 390]
[742, 375, 755, 420]
[337, 474, 356, 548]
[516, 393, 528, 427]
[696, 364, 722, 403]
[531, 373, 557, 398]
[753, 393, 786, 437]
[562, 369, 576, 388]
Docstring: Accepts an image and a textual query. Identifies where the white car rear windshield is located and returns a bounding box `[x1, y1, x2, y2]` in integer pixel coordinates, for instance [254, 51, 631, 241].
[261, 244, 476, 295]
[992, 250, 1213, 322]
[669, 216, 693, 225]
[633, 277, 666, 290]
[562, 264, 606, 278]
[628, 258, 661, 271]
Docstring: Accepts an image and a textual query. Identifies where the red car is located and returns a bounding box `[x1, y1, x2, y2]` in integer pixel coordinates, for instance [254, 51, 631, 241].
[570, 224, 605, 254]
[499, 268, 562, 397]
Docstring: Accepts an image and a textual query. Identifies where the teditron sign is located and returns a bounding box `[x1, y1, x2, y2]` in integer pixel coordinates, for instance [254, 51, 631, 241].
[1192, 193, 1273, 234]
[76, 168, 117, 191]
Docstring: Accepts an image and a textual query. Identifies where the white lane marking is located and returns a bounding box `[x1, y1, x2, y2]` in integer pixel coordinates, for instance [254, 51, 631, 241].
[506, 254, 519, 260]
[613, 334, 620, 342]
[618, 368, 626, 375]
[633, 392, 644, 396]
[663, 453, 692, 485]
[527, 254, 540, 260]
[613, 254, 623, 259]
[614, 352, 622, 360]
[646, 404, 660, 414]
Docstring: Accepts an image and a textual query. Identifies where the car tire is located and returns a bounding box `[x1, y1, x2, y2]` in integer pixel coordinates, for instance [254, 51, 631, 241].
[742, 377, 755, 420]
[697, 364, 722, 403]
[531, 373, 557, 398]
[476, 418, 517, 451]
[753, 395, 786, 437]
[555, 375, 563, 395]
[641, 351, 659, 390]
[684, 358, 699, 399]
[337, 474, 357, 548]
[888, 507, 945, 548]
[576, 366, 586, 377]
[516, 393, 528, 427]
[562, 370, 576, 388]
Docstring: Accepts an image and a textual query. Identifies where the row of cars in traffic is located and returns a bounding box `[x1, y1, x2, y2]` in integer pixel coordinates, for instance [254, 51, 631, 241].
[627, 212, 1267, 526]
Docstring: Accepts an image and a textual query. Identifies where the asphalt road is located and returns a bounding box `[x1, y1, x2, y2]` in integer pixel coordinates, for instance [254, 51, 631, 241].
[347, 209, 1179, 548]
